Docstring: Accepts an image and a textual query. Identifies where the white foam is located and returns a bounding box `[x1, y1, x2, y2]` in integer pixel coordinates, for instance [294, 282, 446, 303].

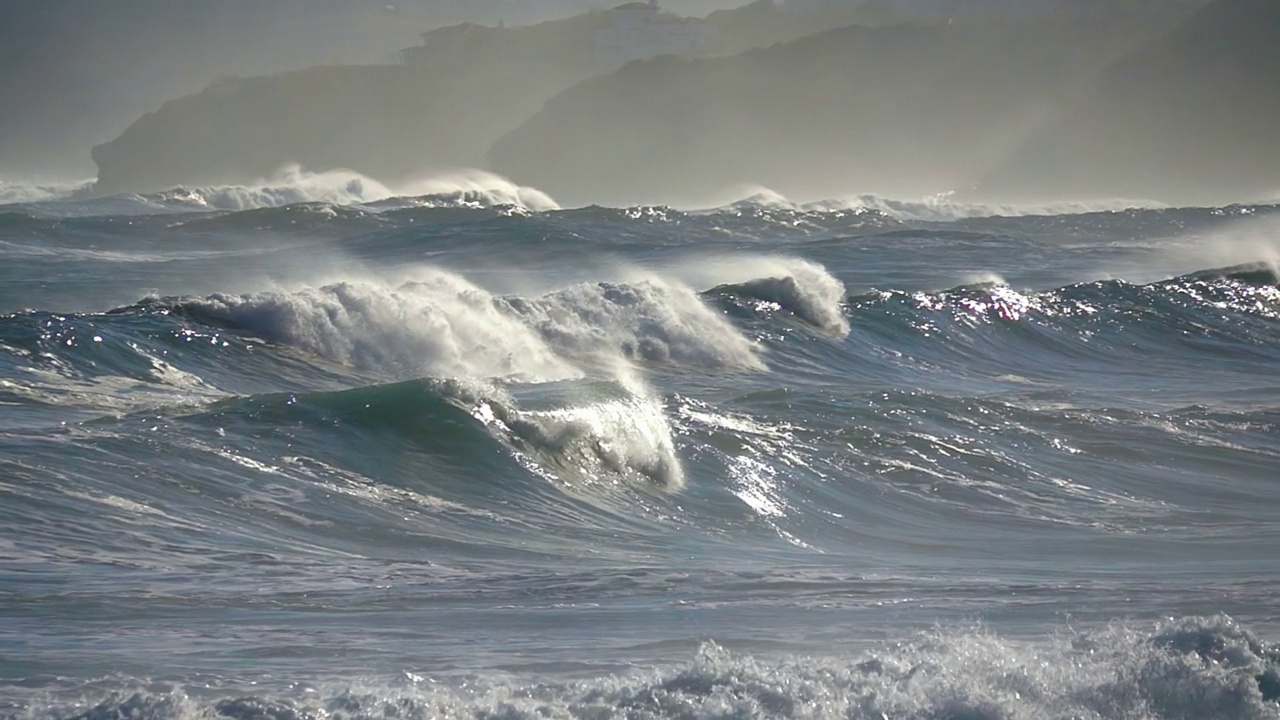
[827, 192, 1169, 221]
[29, 616, 1279, 720]
[2, 351, 224, 418]
[184, 271, 581, 383]
[125, 164, 560, 213]
[501, 394, 685, 490]
[961, 271, 1010, 287]
[151, 165, 392, 211]
[0, 178, 94, 205]
[392, 169, 560, 212]
[507, 277, 767, 371]
[689, 185, 1167, 220]
[671, 255, 850, 336]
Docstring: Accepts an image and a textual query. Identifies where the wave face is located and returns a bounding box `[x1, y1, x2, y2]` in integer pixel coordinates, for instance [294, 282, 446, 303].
[4, 185, 1280, 718]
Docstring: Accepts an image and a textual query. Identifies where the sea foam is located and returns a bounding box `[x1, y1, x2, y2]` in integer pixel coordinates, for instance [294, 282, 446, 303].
[22, 616, 1279, 720]
[110, 165, 560, 213]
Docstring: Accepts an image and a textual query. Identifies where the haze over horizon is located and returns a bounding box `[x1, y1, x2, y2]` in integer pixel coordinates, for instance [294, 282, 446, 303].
[1, 0, 1267, 210]
[0, 0, 747, 178]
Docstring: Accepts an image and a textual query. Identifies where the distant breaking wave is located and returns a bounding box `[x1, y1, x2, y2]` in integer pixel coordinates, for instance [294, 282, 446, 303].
[1, 166, 559, 217]
[146, 165, 561, 213]
[693, 185, 1169, 221]
[0, 178, 94, 204]
[4, 170, 1191, 222]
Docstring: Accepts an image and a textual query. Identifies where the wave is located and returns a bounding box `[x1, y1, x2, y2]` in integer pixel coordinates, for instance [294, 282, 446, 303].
[155, 261, 846, 378]
[375, 169, 560, 212]
[853, 264, 1280, 329]
[2, 167, 559, 218]
[136, 263, 792, 490]
[480, 384, 686, 490]
[113, 258, 844, 490]
[503, 278, 767, 371]
[0, 178, 94, 205]
[699, 257, 851, 336]
[828, 192, 1171, 221]
[690, 185, 1170, 221]
[201, 377, 685, 493]
[832, 263, 1280, 393]
[144, 165, 561, 213]
[21, 616, 1280, 720]
[167, 271, 582, 383]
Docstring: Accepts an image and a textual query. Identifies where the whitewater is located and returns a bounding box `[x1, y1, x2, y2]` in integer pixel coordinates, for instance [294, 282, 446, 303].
[2, 169, 1280, 720]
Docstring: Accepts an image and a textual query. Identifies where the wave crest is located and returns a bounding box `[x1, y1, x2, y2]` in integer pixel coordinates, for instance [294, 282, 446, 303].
[70, 166, 561, 214]
[709, 259, 850, 336]
[695, 185, 1166, 221]
[0, 178, 93, 205]
[481, 389, 685, 490]
[506, 279, 766, 371]
[27, 616, 1280, 720]
[173, 272, 580, 383]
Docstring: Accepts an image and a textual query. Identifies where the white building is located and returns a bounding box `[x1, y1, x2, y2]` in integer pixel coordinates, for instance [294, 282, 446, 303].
[776, 0, 829, 15]
[595, 1, 716, 63]
[777, 0, 1204, 21]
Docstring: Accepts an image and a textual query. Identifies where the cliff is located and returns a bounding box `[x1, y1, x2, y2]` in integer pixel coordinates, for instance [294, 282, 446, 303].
[88, 2, 879, 195]
[0, 0, 511, 177]
[89, 11, 617, 194]
[487, 15, 1157, 208]
[483, 5, 1203, 207]
[975, 0, 1280, 206]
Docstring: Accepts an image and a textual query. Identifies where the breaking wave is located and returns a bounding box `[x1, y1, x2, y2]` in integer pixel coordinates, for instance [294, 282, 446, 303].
[149, 165, 560, 213]
[169, 271, 582, 382]
[0, 178, 94, 205]
[697, 257, 851, 335]
[158, 261, 852, 378]
[694, 185, 1167, 221]
[7, 166, 560, 217]
[19, 616, 1280, 720]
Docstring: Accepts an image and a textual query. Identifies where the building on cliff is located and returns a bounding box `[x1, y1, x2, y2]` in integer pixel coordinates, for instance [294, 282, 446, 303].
[397, 2, 715, 68]
[400, 23, 497, 64]
[777, 0, 1209, 20]
[593, 2, 716, 64]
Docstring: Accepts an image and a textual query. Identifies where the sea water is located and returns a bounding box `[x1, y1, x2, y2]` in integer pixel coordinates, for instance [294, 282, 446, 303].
[2, 174, 1279, 719]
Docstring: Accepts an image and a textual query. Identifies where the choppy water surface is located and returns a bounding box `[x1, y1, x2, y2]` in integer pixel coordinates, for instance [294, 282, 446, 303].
[2, 179, 1279, 719]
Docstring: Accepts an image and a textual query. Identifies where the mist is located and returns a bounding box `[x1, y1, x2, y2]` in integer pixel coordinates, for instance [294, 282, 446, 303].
[0, 0, 748, 180]
[4, 0, 1276, 209]
[489, 0, 1265, 209]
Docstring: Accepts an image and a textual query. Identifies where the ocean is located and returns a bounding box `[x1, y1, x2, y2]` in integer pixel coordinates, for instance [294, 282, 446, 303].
[2, 171, 1279, 719]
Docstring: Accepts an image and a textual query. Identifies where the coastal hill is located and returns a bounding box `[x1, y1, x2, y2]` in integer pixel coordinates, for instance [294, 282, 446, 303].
[90, 11, 613, 194]
[0, 0, 555, 178]
[89, 0, 1275, 206]
[87, 1, 882, 195]
[487, 8, 1176, 208]
[976, 0, 1280, 206]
